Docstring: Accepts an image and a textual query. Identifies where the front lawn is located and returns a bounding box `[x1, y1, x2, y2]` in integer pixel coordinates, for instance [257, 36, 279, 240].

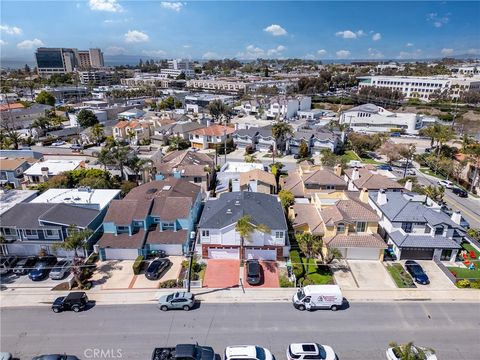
[447, 266, 480, 279]
[341, 150, 360, 162]
[290, 250, 334, 286]
[462, 243, 480, 259]
[386, 263, 416, 288]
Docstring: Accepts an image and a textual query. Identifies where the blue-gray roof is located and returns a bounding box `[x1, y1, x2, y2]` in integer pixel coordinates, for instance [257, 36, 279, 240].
[198, 192, 287, 230]
[369, 191, 460, 227]
[389, 231, 461, 249]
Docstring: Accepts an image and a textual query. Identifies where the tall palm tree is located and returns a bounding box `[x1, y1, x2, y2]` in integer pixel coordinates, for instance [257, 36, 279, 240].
[295, 233, 323, 271]
[94, 147, 113, 171]
[128, 156, 153, 184]
[111, 145, 130, 180]
[436, 125, 455, 156]
[52, 225, 93, 289]
[90, 123, 105, 145]
[272, 121, 294, 155]
[235, 215, 270, 263]
[7, 130, 22, 150]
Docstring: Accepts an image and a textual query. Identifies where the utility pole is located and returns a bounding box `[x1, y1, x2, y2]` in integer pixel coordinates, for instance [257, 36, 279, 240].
[186, 232, 196, 292]
[223, 128, 227, 165]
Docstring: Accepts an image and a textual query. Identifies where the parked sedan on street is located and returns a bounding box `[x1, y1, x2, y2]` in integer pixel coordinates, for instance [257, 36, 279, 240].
[145, 258, 171, 280]
[452, 187, 468, 198]
[13, 256, 38, 275]
[287, 343, 337, 360]
[404, 260, 430, 285]
[437, 179, 454, 189]
[51, 140, 66, 146]
[225, 346, 274, 360]
[28, 256, 57, 281]
[158, 291, 196, 311]
[49, 260, 72, 280]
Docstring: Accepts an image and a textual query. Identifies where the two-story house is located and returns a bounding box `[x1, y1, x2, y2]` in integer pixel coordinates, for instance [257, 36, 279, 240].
[266, 96, 311, 120]
[283, 164, 347, 198]
[289, 190, 386, 260]
[0, 158, 31, 188]
[286, 128, 340, 155]
[344, 167, 404, 191]
[113, 120, 151, 144]
[23, 160, 83, 184]
[233, 125, 275, 152]
[198, 192, 289, 260]
[97, 178, 203, 260]
[151, 121, 205, 146]
[368, 190, 463, 261]
[189, 124, 235, 150]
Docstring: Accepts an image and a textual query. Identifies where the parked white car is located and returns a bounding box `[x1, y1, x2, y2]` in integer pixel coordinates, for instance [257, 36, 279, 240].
[51, 140, 66, 146]
[225, 346, 273, 360]
[287, 343, 337, 360]
[386, 344, 437, 360]
[437, 179, 453, 189]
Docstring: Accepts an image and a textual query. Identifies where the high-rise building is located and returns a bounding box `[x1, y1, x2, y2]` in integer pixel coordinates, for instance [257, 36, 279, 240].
[161, 58, 195, 78]
[35, 47, 105, 76]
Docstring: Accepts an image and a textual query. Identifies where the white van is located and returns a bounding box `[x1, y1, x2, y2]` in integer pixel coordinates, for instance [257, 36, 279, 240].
[292, 285, 343, 311]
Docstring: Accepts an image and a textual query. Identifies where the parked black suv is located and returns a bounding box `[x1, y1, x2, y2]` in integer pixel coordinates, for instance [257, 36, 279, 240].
[452, 187, 468, 198]
[52, 292, 89, 313]
[145, 258, 171, 280]
[13, 256, 38, 275]
[246, 259, 262, 285]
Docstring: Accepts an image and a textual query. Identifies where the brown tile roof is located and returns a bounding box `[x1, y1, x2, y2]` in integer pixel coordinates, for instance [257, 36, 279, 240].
[114, 120, 129, 129]
[97, 229, 146, 249]
[0, 158, 28, 171]
[145, 229, 188, 245]
[240, 169, 276, 187]
[319, 198, 379, 226]
[324, 233, 387, 249]
[344, 168, 403, 190]
[291, 204, 324, 235]
[190, 124, 235, 136]
[283, 170, 305, 197]
[161, 150, 213, 167]
[0, 103, 24, 111]
[103, 199, 152, 224]
[151, 197, 193, 221]
[303, 168, 347, 187]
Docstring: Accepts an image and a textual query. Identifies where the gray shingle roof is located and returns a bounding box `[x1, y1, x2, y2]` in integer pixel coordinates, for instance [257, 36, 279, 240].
[38, 203, 100, 228]
[198, 192, 287, 230]
[389, 231, 461, 249]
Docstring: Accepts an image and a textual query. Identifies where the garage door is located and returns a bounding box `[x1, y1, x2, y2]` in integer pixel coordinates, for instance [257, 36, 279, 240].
[346, 247, 381, 260]
[104, 248, 139, 260]
[149, 244, 183, 256]
[245, 249, 276, 261]
[208, 248, 239, 259]
[400, 248, 434, 260]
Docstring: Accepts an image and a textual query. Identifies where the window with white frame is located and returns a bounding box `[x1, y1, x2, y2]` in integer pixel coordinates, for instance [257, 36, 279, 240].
[23, 229, 39, 238]
[435, 226, 444, 236]
[202, 230, 209, 237]
[116, 226, 129, 233]
[275, 231, 283, 239]
[162, 222, 175, 231]
[337, 223, 345, 233]
[356, 222, 367, 232]
[44, 229, 59, 239]
[2, 228, 16, 236]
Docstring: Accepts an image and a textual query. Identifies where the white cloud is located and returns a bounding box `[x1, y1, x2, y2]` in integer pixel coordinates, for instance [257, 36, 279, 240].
[237, 44, 285, 59]
[0, 24, 23, 35]
[368, 48, 384, 59]
[203, 51, 220, 59]
[426, 12, 449, 28]
[336, 50, 351, 58]
[76, 3, 81, 9]
[397, 49, 423, 59]
[441, 48, 454, 56]
[105, 46, 127, 55]
[264, 24, 287, 36]
[161, 2, 185, 12]
[0, 40, 7, 46]
[335, 30, 365, 39]
[267, 45, 286, 56]
[317, 49, 327, 57]
[372, 33, 382, 41]
[466, 48, 480, 55]
[17, 38, 44, 50]
[406, 43, 414, 47]
[124, 30, 149, 43]
[88, 0, 123, 13]
[304, 54, 316, 60]
[142, 49, 166, 57]
[183, 45, 191, 49]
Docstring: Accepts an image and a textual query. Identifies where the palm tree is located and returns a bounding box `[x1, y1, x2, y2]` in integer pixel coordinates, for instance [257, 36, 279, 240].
[296, 233, 323, 269]
[7, 130, 21, 150]
[90, 123, 105, 145]
[464, 141, 480, 192]
[111, 145, 130, 180]
[235, 215, 270, 263]
[128, 156, 153, 184]
[272, 121, 294, 155]
[52, 225, 93, 289]
[94, 147, 113, 171]
[436, 125, 455, 156]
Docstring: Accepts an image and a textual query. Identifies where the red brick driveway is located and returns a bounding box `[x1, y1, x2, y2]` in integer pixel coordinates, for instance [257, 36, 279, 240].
[203, 259, 240, 288]
[244, 261, 279, 288]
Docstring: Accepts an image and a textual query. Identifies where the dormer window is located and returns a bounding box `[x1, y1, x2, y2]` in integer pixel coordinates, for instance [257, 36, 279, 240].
[435, 226, 444, 236]
[337, 223, 345, 233]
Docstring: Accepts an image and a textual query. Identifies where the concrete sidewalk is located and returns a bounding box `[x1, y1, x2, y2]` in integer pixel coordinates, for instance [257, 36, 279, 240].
[1, 286, 479, 308]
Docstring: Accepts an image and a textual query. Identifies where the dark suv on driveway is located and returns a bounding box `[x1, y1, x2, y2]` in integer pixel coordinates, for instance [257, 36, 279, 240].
[246, 259, 262, 286]
[404, 260, 430, 285]
[52, 292, 89, 313]
[29, 256, 57, 281]
[13, 256, 38, 275]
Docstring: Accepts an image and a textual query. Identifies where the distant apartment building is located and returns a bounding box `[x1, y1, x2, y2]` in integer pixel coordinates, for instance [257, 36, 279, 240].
[358, 75, 480, 101]
[120, 73, 172, 87]
[185, 93, 234, 113]
[160, 59, 195, 78]
[79, 70, 113, 86]
[187, 79, 248, 93]
[340, 104, 423, 134]
[266, 96, 311, 119]
[35, 47, 104, 76]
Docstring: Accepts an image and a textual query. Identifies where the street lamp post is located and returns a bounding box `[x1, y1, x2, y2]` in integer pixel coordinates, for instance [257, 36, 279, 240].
[223, 128, 227, 165]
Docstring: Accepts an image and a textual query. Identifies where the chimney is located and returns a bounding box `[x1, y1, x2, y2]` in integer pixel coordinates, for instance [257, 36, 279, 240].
[248, 179, 257, 192]
[351, 167, 360, 181]
[404, 180, 413, 191]
[451, 210, 462, 225]
[207, 119, 211, 127]
[359, 188, 369, 203]
[377, 189, 387, 205]
[41, 167, 49, 181]
[234, 123, 239, 130]
[231, 178, 240, 192]
[334, 164, 342, 177]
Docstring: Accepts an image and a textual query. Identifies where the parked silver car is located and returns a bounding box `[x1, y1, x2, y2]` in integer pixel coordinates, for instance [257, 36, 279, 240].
[0, 256, 18, 275]
[158, 291, 196, 311]
[49, 260, 72, 280]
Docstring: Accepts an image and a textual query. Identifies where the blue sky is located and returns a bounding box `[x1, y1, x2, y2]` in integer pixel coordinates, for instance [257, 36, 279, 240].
[1, 1, 479, 61]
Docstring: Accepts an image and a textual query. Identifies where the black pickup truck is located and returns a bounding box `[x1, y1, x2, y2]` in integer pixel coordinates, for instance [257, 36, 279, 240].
[152, 344, 215, 360]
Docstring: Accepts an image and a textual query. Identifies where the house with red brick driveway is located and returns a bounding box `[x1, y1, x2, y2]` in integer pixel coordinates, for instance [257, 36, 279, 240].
[198, 192, 289, 261]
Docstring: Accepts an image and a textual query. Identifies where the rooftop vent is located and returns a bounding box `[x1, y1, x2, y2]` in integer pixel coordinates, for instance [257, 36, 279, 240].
[146, 188, 157, 194]
[162, 185, 172, 191]
[226, 208, 232, 214]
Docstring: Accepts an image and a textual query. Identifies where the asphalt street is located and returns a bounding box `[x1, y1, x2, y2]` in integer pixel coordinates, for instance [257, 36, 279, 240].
[1, 302, 479, 360]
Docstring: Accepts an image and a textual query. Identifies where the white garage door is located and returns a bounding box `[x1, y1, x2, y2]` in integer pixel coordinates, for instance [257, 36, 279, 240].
[245, 249, 276, 261]
[345, 247, 380, 260]
[104, 248, 139, 260]
[149, 244, 183, 256]
[208, 248, 239, 259]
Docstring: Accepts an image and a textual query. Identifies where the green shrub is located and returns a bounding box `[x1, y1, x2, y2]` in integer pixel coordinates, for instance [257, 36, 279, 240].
[470, 280, 480, 289]
[132, 255, 145, 275]
[279, 275, 294, 288]
[301, 277, 315, 286]
[85, 253, 99, 265]
[457, 279, 470, 288]
[158, 279, 179, 288]
[290, 251, 304, 279]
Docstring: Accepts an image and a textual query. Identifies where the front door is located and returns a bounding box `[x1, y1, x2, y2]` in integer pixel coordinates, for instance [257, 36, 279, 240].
[440, 249, 453, 261]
